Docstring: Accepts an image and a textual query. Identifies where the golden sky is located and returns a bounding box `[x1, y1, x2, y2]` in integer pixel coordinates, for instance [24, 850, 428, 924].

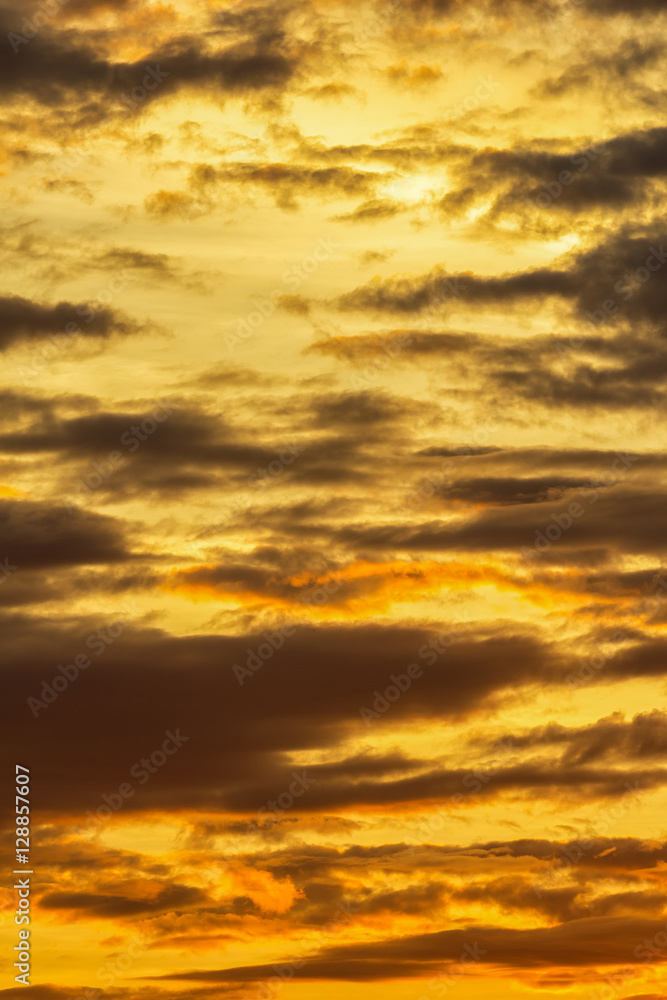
[2, 0, 667, 998]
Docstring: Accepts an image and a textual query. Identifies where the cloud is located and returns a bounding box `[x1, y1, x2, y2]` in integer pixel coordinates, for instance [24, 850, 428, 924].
[331, 487, 667, 561]
[0, 618, 571, 818]
[0, 499, 131, 568]
[0, 294, 138, 351]
[0, 5, 303, 130]
[154, 915, 667, 980]
[535, 39, 663, 99]
[433, 476, 595, 506]
[40, 883, 208, 918]
[4, 1, 667, 994]
[0, 400, 307, 499]
[303, 83, 361, 101]
[333, 199, 403, 223]
[335, 264, 576, 314]
[493, 711, 667, 766]
[155, 161, 384, 214]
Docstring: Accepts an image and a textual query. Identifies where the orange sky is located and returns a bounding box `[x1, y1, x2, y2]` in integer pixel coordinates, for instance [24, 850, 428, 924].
[2, 1, 667, 999]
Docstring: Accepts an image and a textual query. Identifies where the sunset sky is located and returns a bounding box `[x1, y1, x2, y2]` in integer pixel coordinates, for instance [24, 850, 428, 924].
[2, 0, 667, 998]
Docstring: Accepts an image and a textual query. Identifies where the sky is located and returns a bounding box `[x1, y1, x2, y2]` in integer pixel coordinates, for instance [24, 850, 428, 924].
[1, 0, 667, 998]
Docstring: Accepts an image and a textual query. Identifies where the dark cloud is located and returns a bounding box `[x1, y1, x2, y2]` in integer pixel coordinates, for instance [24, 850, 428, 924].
[434, 476, 595, 506]
[417, 445, 501, 458]
[276, 293, 311, 315]
[383, 0, 667, 16]
[494, 712, 667, 766]
[335, 228, 667, 338]
[0, 499, 131, 569]
[438, 446, 657, 473]
[0, 7, 300, 121]
[322, 233, 667, 411]
[333, 488, 667, 560]
[315, 323, 667, 411]
[0, 294, 138, 351]
[64, 0, 134, 10]
[355, 882, 445, 915]
[312, 330, 480, 359]
[184, 364, 281, 390]
[0, 988, 80, 1000]
[184, 161, 383, 212]
[333, 199, 403, 223]
[0, 402, 311, 499]
[588, 0, 667, 8]
[92, 247, 210, 289]
[336, 264, 576, 314]
[357, 249, 396, 265]
[536, 40, 664, 99]
[246, 835, 667, 884]
[0, 619, 569, 820]
[228, 759, 667, 813]
[304, 83, 361, 101]
[40, 883, 207, 918]
[155, 914, 667, 980]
